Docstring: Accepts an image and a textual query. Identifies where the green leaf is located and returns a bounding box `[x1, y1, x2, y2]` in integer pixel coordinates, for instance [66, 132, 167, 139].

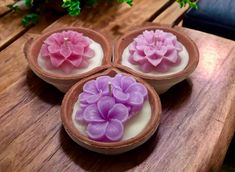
[117, 0, 133, 6]
[62, 0, 81, 16]
[176, 0, 198, 9]
[22, 13, 39, 27]
[24, 0, 32, 7]
[7, 4, 20, 11]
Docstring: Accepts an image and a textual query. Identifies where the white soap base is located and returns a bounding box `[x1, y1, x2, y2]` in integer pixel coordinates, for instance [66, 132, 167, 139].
[121, 45, 189, 76]
[72, 98, 152, 141]
[38, 39, 104, 76]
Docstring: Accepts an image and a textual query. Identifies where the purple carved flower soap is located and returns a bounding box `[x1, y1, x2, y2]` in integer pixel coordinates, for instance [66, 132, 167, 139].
[61, 68, 161, 154]
[72, 74, 151, 142]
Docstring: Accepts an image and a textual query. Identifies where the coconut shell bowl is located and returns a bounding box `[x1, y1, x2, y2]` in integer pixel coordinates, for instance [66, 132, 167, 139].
[114, 25, 199, 94]
[61, 68, 161, 154]
[24, 27, 112, 92]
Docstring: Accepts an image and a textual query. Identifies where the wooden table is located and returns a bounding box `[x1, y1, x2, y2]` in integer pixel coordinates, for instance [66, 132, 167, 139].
[0, 0, 235, 171]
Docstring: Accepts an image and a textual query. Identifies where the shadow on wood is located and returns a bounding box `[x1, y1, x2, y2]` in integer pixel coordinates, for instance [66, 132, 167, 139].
[160, 78, 193, 111]
[26, 69, 64, 105]
[59, 126, 159, 171]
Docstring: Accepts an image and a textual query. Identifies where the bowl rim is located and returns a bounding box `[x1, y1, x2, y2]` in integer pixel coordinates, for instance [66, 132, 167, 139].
[24, 27, 112, 81]
[61, 67, 161, 150]
[114, 25, 199, 81]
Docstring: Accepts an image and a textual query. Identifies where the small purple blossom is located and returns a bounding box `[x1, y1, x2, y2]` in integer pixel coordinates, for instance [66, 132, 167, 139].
[78, 76, 112, 108]
[83, 96, 128, 141]
[112, 74, 147, 114]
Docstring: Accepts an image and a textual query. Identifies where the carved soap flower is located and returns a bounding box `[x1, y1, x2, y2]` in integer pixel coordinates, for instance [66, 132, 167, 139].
[75, 73, 149, 142]
[78, 76, 111, 109]
[83, 96, 129, 141]
[128, 30, 183, 72]
[112, 74, 147, 114]
[40, 30, 95, 73]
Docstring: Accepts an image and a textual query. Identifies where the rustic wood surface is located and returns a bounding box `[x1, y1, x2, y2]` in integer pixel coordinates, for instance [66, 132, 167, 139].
[0, 0, 235, 171]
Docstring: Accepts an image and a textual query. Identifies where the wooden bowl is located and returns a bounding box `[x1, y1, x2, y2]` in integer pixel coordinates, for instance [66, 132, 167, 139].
[61, 68, 161, 154]
[114, 25, 199, 94]
[24, 27, 112, 93]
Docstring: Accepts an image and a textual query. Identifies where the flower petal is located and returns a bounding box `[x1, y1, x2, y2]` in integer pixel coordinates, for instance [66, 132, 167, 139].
[67, 54, 83, 67]
[128, 92, 144, 106]
[83, 104, 105, 122]
[60, 44, 72, 58]
[105, 119, 124, 141]
[108, 104, 128, 122]
[143, 30, 154, 44]
[79, 59, 89, 68]
[84, 47, 95, 58]
[60, 62, 73, 73]
[112, 74, 122, 89]
[70, 44, 84, 55]
[164, 49, 178, 63]
[48, 44, 60, 54]
[139, 62, 155, 73]
[126, 83, 148, 98]
[156, 60, 171, 72]
[40, 44, 49, 57]
[121, 75, 136, 91]
[147, 56, 162, 67]
[97, 96, 115, 118]
[44, 33, 59, 45]
[79, 92, 91, 103]
[128, 42, 136, 54]
[83, 80, 98, 94]
[86, 93, 102, 104]
[87, 122, 108, 140]
[96, 76, 111, 95]
[50, 54, 65, 67]
[113, 88, 129, 103]
[75, 109, 84, 122]
[132, 52, 146, 64]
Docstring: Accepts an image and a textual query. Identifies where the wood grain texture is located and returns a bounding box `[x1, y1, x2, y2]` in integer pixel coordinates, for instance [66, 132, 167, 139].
[44, 0, 173, 40]
[152, 2, 189, 26]
[0, 12, 63, 93]
[0, 11, 26, 50]
[0, 0, 14, 15]
[0, 0, 235, 172]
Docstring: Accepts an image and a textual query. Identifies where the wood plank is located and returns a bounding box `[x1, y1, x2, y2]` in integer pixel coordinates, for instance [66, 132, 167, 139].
[44, 0, 173, 40]
[0, 11, 27, 50]
[0, 11, 63, 93]
[178, 20, 183, 26]
[0, 0, 14, 16]
[152, 2, 189, 26]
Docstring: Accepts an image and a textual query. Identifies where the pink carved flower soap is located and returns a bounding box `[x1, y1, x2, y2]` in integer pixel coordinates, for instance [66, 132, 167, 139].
[122, 30, 189, 76]
[38, 30, 103, 74]
[72, 74, 152, 142]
